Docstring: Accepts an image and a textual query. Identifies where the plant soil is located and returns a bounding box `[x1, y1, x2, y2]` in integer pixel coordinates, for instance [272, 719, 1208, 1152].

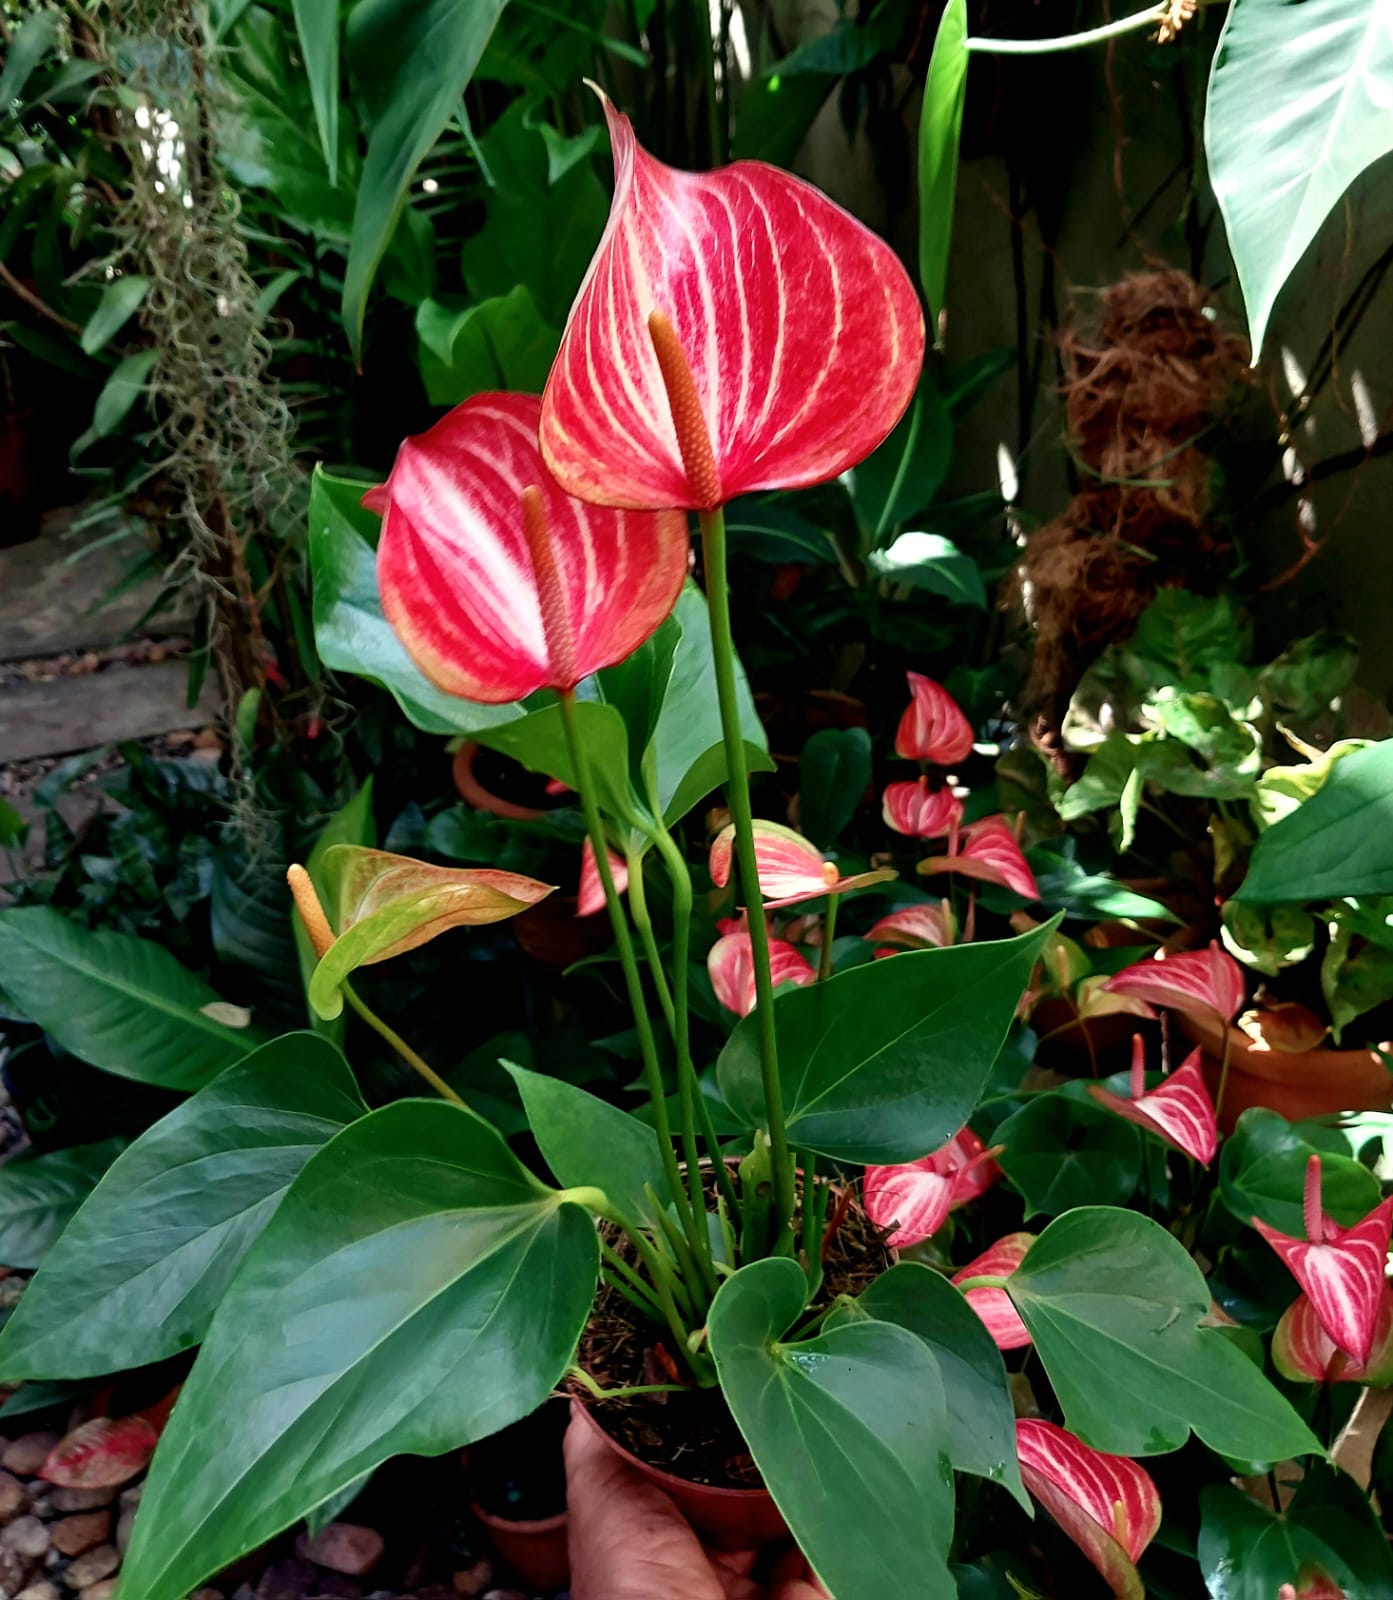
[575, 1179, 894, 1491]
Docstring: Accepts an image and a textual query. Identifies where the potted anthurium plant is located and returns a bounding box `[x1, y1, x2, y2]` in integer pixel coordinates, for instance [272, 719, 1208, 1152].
[0, 89, 1380, 1600]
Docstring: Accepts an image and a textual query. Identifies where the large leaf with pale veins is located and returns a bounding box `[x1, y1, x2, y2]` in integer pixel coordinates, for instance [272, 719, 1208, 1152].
[118, 1100, 598, 1600]
[0, 1035, 364, 1380]
[709, 1258, 957, 1600]
[1009, 1208, 1320, 1462]
[0, 1142, 124, 1270]
[717, 922, 1053, 1163]
[1206, 0, 1393, 354]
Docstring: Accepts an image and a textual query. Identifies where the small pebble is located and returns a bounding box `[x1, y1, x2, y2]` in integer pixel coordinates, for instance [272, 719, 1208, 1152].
[76, 1581, 118, 1600]
[51, 1510, 110, 1557]
[1, 1514, 50, 1559]
[480, 1590, 528, 1600]
[1, 1433, 57, 1476]
[256, 1558, 320, 1600]
[117, 1483, 142, 1512]
[50, 1487, 115, 1514]
[0, 1469, 28, 1522]
[189, 1590, 226, 1600]
[15, 1581, 60, 1600]
[297, 1522, 385, 1577]
[452, 1557, 494, 1597]
[63, 1541, 121, 1588]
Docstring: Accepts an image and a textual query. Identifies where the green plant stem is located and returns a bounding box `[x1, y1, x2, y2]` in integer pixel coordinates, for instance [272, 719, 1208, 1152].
[342, 982, 464, 1107]
[567, 1366, 690, 1401]
[698, 505, 796, 1240]
[557, 687, 709, 1271]
[600, 1238, 666, 1321]
[649, 823, 740, 1216]
[625, 847, 677, 1035]
[954, 1274, 1009, 1292]
[819, 894, 839, 982]
[648, 1181, 717, 1304]
[601, 1202, 703, 1365]
[964, 2, 1165, 53]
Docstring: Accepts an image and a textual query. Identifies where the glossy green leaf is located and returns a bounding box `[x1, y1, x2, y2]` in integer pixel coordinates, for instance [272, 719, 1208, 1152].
[341, 0, 509, 357]
[1238, 740, 1393, 902]
[1219, 1107, 1381, 1235]
[868, 531, 986, 607]
[799, 727, 871, 849]
[505, 1062, 666, 1225]
[918, 0, 968, 328]
[293, 780, 377, 1043]
[87, 349, 158, 442]
[79, 274, 149, 355]
[309, 846, 553, 1019]
[718, 922, 1053, 1163]
[291, 0, 339, 185]
[1009, 1208, 1321, 1461]
[308, 466, 527, 735]
[0, 907, 257, 1090]
[415, 285, 558, 406]
[0, 1035, 364, 1380]
[0, 8, 60, 110]
[472, 699, 641, 824]
[709, 1257, 956, 1600]
[725, 499, 836, 564]
[833, 1262, 1027, 1509]
[995, 1093, 1143, 1218]
[1198, 1464, 1393, 1600]
[1206, 0, 1393, 354]
[0, 1141, 124, 1270]
[849, 376, 953, 538]
[118, 1100, 598, 1600]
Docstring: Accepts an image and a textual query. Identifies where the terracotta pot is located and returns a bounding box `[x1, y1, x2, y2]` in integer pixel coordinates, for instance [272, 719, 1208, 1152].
[452, 741, 546, 821]
[571, 1398, 787, 1549]
[513, 893, 611, 967]
[1178, 1011, 1393, 1131]
[469, 1501, 569, 1591]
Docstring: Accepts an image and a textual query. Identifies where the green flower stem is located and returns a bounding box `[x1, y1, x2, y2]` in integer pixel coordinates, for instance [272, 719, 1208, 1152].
[600, 1236, 666, 1320]
[625, 847, 676, 1035]
[954, 1274, 1009, 1292]
[819, 894, 840, 982]
[601, 1264, 667, 1324]
[557, 687, 709, 1271]
[698, 505, 796, 1241]
[567, 1366, 690, 1401]
[964, 1, 1165, 53]
[599, 1199, 704, 1365]
[342, 981, 464, 1107]
[647, 1181, 717, 1304]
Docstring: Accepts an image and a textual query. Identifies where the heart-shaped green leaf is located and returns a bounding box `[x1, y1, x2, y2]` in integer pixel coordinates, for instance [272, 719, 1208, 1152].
[709, 1257, 956, 1600]
[1220, 1108, 1381, 1236]
[118, 1100, 598, 1600]
[309, 846, 553, 1019]
[1008, 1208, 1320, 1462]
[0, 1141, 125, 1270]
[996, 1093, 1144, 1218]
[717, 921, 1053, 1163]
[0, 1034, 364, 1381]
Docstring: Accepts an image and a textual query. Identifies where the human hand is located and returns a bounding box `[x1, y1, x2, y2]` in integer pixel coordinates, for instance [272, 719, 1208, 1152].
[564, 1405, 827, 1600]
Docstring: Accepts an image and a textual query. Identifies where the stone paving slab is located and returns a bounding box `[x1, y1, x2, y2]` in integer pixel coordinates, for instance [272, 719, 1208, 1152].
[0, 660, 216, 764]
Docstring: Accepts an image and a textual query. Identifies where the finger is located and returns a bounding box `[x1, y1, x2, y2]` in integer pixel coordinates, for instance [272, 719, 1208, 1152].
[770, 1543, 831, 1598]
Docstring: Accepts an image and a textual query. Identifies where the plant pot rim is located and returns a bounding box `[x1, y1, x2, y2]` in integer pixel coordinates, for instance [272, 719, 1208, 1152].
[452, 740, 546, 822]
[569, 1396, 773, 1503]
[1176, 1009, 1392, 1075]
[469, 1498, 568, 1534]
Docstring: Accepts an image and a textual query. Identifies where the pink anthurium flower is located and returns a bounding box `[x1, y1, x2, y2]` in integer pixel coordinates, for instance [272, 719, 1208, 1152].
[1088, 1039, 1219, 1166]
[708, 930, 815, 1017]
[1253, 1155, 1393, 1366]
[538, 92, 924, 512]
[372, 392, 689, 703]
[1015, 1419, 1161, 1600]
[920, 816, 1040, 901]
[894, 672, 974, 765]
[577, 839, 629, 918]
[952, 1233, 1034, 1350]
[864, 901, 956, 952]
[709, 819, 897, 910]
[863, 1128, 1003, 1246]
[1102, 940, 1246, 1024]
[1272, 1282, 1393, 1387]
[1279, 1569, 1352, 1600]
[881, 777, 963, 839]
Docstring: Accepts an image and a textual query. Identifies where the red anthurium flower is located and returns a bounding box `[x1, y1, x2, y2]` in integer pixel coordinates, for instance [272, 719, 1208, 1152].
[373, 392, 689, 703]
[709, 819, 897, 910]
[1253, 1155, 1393, 1366]
[708, 930, 815, 1017]
[1088, 1040, 1219, 1166]
[952, 1233, 1034, 1350]
[1102, 940, 1246, 1025]
[864, 901, 956, 952]
[881, 777, 963, 839]
[1273, 1282, 1393, 1387]
[1280, 1569, 1351, 1600]
[577, 839, 629, 918]
[895, 672, 974, 765]
[863, 1128, 1003, 1246]
[1016, 1420, 1161, 1600]
[539, 92, 923, 512]
[920, 816, 1040, 901]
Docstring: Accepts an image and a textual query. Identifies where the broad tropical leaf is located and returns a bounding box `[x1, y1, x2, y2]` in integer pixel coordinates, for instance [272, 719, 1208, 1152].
[917, 0, 969, 329]
[0, 1141, 124, 1270]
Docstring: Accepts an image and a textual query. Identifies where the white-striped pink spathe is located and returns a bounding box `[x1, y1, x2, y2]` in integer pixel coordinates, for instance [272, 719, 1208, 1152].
[576, 839, 629, 917]
[1088, 1044, 1218, 1166]
[894, 672, 974, 765]
[538, 92, 924, 511]
[374, 393, 689, 703]
[1102, 939, 1246, 1025]
[864, 900, 956, 951]
[921, 816, 1039, 901]
[708, 929, 815, 1017]
[709, 819, 897, 909]
[1254, 1154, 1393, 1366]
[881, 777, 963, 839]
[1272, 1282, 1393, 1385]
[952, 1232, 1034, 1350]
[1015, 1418, 1160, 1600]
[863, 1128, 1002, 1246]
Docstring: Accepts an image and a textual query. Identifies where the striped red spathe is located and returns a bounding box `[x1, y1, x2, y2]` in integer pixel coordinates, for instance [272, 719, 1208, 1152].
[539, 92, 924, 511]
[952, 1232, 1034, 1350]
[1088, 1042, 1218, 1166]
[374, 393, 688, 703]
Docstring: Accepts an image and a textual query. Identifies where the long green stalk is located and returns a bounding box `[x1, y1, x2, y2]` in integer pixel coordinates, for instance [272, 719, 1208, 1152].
[343, 982, 464, 1106]
[965, 1, 1165, 53]
[699, 507, 796, 1238]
